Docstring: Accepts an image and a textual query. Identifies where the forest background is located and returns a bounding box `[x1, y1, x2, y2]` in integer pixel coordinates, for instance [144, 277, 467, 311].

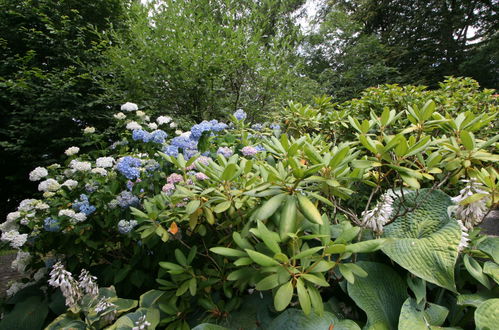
[0, 0, 497, 218]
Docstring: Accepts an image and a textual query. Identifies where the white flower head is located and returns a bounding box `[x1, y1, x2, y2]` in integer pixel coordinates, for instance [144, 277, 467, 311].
[69, 160, 92, 172]
[65, 146, 80, 156]
[133, 315, 152, 330]
[136, 110, 146, 118]
[62, 179, 79, 189]
[157, 115, 172, 125]
[79, 269, 99, 297]
[175, 129, 183, 135]
[361, 191, 395, 235]
[1, 230, 28, 248]
[29, 167, 48, 181]
[169, 122, 177, 128]
[48, 262, 82, 310]
[83, 127, 95, 134]
[11, 251, 31, 274]
[96, 156, 115, 168]
[121, 102, 138, 112]
[451, 179, 490, 229]
[114, 112, 126, 120]
[38, 179, 61, 192]
[147, 122, 158, 130]
[91, 168, 108, 176]
[126, 121, 142, 130]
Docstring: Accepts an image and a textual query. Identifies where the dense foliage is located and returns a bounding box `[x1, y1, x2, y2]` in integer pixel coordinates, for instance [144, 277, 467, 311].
[1, 81, 497, 329]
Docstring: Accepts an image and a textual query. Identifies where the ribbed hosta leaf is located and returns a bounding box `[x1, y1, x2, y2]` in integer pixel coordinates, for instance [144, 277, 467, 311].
[267, 309, 360, 330]
[382, 189, 461, 292]
[475, 298, 499, 330]
[347, 261, 408, 330]
[398, 298, 449, 329]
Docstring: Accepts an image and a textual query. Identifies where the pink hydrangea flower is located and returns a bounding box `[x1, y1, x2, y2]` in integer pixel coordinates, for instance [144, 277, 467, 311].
[195, 172, 209, 180]
[167, 173, 183, 184]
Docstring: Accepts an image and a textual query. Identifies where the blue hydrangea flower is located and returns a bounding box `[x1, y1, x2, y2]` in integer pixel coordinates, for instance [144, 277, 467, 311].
[270, 123, 281, 131]
[234, 109, 247, 121]
[163, 145, 179, 157]
[116, 156, 141, 180]
[171, 136, 197, 150]
[116, 191, 139, 208]
[255, 145, 266, 152]
[44, 217, 60, 232]
[190, 121, 213, 140]
[72, 194, 96, 215]
[118, 219, 138, 234]
[132, 129, 151, 142]
[251, 123, 263, 131]
[217, 147, 233, 158]
[150, 130, 168, 144]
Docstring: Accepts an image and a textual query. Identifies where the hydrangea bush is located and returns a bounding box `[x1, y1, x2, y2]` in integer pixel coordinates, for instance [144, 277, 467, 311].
[1, 88, 498, 329]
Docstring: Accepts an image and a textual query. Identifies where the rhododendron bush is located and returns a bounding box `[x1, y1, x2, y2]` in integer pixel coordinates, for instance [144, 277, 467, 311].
[1, 86, 498, 329]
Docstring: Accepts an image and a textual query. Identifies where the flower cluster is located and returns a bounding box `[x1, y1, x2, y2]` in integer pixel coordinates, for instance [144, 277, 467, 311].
[360, 191, 395, 235]
[234, 109, 247, 121]
[29, 166, 48, 181]
[118, 219, 138, 234]
[217, 146, 233, 158]
[73, 194, 96, 216]
[116, 156, 142, 180]
[451, 179, 490, 229]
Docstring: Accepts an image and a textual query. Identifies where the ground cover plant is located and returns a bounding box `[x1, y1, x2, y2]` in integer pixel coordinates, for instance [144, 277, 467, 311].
[0, 81, 498, 329]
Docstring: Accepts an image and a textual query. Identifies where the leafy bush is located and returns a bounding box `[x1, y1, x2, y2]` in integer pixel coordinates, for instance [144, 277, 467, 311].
[1, 80, 498, 329]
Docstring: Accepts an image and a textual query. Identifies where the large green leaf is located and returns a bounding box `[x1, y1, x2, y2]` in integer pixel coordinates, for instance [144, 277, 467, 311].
[192, 324, 228, 330]
[347, 261, 408, 330]
[0, 296, 49, 330]
[267, 309, 360, 330]
[475, 298, 499, 330]
[44, 313, 86, 330]
[398, 298, 449, 329]
[382, 189, 461, 291]
[220, 293, 274, 330]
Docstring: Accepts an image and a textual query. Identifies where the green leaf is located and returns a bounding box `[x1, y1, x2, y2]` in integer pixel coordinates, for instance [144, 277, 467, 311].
[274, 281, 294, 311]
[44, 313, 85, 330]
[256, 274, 280, 291]
[483, 261, 499, 284]
[186, 200, 201, 214]
[407, 276, 426, 304]
[345, 239, 386, 253]
[221, 163, 238, 180]
[268, 309, 360, 330]
[463, 255, 492, 289]
[257, 220, 281, 254]
[460, 130, 475, 150]
[159, 262, 184, 274]
[398, 298, 449, 329]
[297, 194, 323, 225]
[139, 290, 165, 308]
[192, 324, 228, 330]
[347, 261, 408, 330]
[475, 299, 499, 330]
[339, 264, 355, 284]
[382, 189, 460, 292]
[296, 278, 311, 315]
[291, 246, 323, 260]
[210, 247, 247, 258]
[301, 273, 330, 287]
[213, 201, 231, 213]
[279, 196, 297, 241]
[245, 249, 280, 267]
[1, 296, 49, 330]
[257, 193, 286, 220]
[175, 249, 187, 266]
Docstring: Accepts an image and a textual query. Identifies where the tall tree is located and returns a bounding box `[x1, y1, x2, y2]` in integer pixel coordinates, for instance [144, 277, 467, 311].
[0, 0, 131, 217]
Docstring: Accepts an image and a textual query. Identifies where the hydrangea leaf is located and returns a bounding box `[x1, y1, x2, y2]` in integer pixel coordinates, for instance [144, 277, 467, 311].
[347, 261, 408, 330]
[382, 189, 461, 292]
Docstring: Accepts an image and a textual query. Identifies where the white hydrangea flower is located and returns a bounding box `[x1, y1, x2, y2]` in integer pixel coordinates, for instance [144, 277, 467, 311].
[38, 179, 61, 192]
[59, 209, 76, 218]
[147, 122, 158, 130]
[29, 167, 48, 181]
[83, 127, 95, 134]
[17, 199, 37, 211]
[62, 179, 79, 189]
[65, 146, 80, 156]
[136, 110, 146, 117]
[169, 122, 177, 128]
[91, 168, 108, 176]
[126, 121, 142, 130]
[7, 211, 21, 222]
[6, 282, 29, 297]
[360, 192, 395, 235]
[175, 129, 183, 135]
[451, 179, 490, 229]
[11, 251, 31, 273]
[96, 157, 115, 168]
[43, 192, 55, 198]
[121, 102, 138, 112]
[69, 160, 92, 172]
[144, 115, 150, 122]
[156, 115, 172, 125]
[73, 213, 87, 223]
[114, 112, 126, 120]
[1, 230, 28, 248]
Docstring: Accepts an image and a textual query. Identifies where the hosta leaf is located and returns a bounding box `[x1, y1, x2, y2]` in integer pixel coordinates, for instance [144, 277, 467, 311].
[382, 189, 461, 292]
[347, 261, 408, 330]
[475, 299, 499, 330]
[268, 309, 360, 330]
[399, 298, 448, 329]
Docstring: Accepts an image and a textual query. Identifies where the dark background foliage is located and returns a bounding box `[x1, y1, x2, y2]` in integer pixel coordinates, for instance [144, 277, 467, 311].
[0, 0, 497, 218]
